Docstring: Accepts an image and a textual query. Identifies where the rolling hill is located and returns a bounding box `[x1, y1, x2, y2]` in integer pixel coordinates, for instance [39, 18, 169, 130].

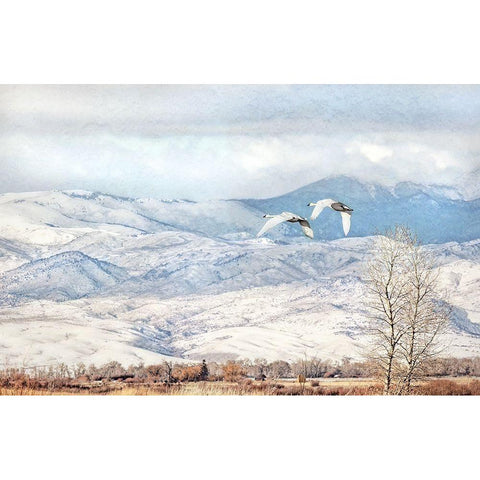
[0, 176, 479, 367]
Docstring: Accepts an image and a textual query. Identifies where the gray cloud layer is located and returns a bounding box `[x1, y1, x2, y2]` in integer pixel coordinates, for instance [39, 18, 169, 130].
[1, 85, 479, 199]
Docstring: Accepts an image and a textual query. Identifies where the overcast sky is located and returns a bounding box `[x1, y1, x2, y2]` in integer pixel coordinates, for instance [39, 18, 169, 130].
[1, 85, 479, 200]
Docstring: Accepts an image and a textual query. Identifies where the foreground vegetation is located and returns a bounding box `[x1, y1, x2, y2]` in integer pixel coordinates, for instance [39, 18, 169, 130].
[2, 356, 480, 395]
[2, 376, 480, 396]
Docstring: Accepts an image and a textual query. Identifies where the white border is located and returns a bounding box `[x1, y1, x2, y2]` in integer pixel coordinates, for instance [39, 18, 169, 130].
[2, 0, 480, 83]
[1, 1, 479, 478]
[1, 396, 479, 480]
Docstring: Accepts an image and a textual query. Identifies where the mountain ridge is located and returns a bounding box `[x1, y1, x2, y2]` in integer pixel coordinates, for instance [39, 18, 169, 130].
[241, 175, 480, 243]
[0, 178, 479, 366]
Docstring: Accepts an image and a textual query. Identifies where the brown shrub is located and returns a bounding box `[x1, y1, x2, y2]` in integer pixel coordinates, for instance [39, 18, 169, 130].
[222, 361, 246, 382]
[146, 364, 165, 379]
[124, 377, 142, 384]
[276, 385, 316, 395]
[417, 379, 480, 395]
[173, 365, 203, 382]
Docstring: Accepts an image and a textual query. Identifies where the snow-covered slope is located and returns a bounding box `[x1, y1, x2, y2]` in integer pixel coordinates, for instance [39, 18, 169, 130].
[455, 168, 480, 201]
[0, 181, 479, 367]
[0, 251, 129, 302]
[0, 190, 265, 245]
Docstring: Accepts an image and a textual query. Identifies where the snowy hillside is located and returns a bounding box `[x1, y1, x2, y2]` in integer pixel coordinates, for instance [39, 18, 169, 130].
[0, 251, 129, 303]
[0, 179, 479, 367]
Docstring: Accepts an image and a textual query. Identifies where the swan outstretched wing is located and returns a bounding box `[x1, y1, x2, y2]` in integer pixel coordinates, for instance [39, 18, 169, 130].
[299, 219, 314, 239]
[310, 199, 335, 220]
[256, 212, 294, 237]
[340, 211, 351, 236]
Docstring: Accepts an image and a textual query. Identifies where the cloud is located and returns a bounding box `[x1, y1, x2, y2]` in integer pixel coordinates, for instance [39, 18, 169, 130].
[346, 141, 393, 163]
[0, 85, 479, 200]
[3, 84, 480, 136]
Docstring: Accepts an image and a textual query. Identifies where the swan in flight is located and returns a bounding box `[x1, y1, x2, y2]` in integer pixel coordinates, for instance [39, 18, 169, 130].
[257, 212, 314, 239]
[307, 199, 353, 236]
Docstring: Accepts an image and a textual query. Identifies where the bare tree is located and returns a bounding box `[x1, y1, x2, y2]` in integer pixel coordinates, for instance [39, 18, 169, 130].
[269, 360, 291, 379]
[395, 235, 450, 394]
[163, 360, 175, 383]
[252, 358, 269, 379]
[291, 353, 311, 378]
[308, 356, 327, 378]
[366, 226, 411, 394]
[365, 226, 449, 395]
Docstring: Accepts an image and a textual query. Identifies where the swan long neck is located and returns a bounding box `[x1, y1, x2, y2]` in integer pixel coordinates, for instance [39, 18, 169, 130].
[307, 202, 316, 206]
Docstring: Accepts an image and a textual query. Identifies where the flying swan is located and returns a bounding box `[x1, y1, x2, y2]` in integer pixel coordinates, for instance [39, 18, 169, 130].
[307, 199, 353, 236]
[256, 212, 314, 239]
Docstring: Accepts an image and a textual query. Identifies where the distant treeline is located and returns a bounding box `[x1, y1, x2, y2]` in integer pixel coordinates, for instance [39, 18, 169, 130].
[2, 356, 480, 386]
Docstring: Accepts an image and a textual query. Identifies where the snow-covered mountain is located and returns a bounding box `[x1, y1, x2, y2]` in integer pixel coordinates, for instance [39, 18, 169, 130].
[243, 175, 480, 243]
[0, 177, 479, 367]
[455, 168, 480, 201]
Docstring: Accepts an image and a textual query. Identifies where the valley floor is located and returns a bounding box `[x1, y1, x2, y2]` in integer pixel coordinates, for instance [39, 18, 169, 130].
[2, 377, 480, 396]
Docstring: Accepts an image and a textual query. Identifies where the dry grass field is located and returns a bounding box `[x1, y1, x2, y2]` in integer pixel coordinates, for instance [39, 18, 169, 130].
[2, 377, 480, 396]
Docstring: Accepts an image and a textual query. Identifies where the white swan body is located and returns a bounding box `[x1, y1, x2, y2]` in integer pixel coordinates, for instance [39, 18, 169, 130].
[257, 212, 314, 239]
[307, 199, 353, 236]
